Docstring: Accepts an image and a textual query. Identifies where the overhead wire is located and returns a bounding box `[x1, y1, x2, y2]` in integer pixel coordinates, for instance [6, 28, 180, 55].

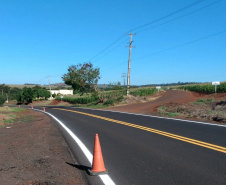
[85, 34, 127, 63]
[133, 29, 226, 61]
[101, 29, 226, 71]
[128, 0, 205, 32]
[101, 0, 224, 70]
[92, 38, 128, 63]
[84, 0, 206, 64]
[136, 0, 223, 34]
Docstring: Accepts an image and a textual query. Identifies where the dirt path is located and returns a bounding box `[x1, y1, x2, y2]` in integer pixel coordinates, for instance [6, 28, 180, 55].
[105, 90, 200, 114]
[0, 109, 88, 185]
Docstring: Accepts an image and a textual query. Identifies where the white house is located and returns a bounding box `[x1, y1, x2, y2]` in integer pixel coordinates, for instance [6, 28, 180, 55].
[49, 89, 73, 95]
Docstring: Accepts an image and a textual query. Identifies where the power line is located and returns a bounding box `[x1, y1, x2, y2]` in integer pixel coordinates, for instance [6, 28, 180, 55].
[129, 0, 205, 32]
[84, 0, 206, 64]
[85, 34, 127, 63]
[102, 29, 226, 71]
[92, 38, 128, 63]
[137, 0, 223, 34]
[134, 29, 226, 61]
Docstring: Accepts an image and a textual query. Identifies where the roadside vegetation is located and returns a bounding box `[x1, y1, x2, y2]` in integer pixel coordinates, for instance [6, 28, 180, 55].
[16, 86, 51, 104]
[0, 107, 34, 128]
[158, 106, 180, 117]
[0, 84, 51, 104]
[0, 95, 6, 106]
[58, 62, 159, 107]
[157, 98, 226, 123]
[56, 87, 158, 107]
[177, 82, 226, 93]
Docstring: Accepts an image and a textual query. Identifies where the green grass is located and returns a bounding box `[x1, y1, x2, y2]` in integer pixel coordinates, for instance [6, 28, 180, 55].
[158, 111, 164, 115]
[0, 107, 25, 112]
[3, 114, 16, 124]
[159, 106, 167, 110]
[193, 101, 205, 105]
[166, 112, 180, 117]
[206, 110, 213, 114]
[1, 114, 34, 127]
[0, 107, 34, 128]
[158, 111, 179, 117]
[194, 98, 215, 105]
[21, 115, 34, 122]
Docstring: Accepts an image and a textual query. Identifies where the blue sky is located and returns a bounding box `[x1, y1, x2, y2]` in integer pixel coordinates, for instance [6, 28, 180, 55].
[0, 0, 225, 85]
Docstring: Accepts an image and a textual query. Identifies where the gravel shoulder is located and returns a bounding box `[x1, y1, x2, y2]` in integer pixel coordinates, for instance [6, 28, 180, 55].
[0, 109, 88, 185]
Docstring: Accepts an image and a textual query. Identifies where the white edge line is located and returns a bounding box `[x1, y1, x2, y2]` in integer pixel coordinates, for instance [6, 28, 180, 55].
[31, 108, 116, 185]
[71, 107, 226, 128]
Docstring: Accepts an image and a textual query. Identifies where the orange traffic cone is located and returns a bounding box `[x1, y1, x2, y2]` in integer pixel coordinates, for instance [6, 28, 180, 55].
[31, 105, 33, 109]
[88, 134, 108, 175]
[43, 107, 45, 112]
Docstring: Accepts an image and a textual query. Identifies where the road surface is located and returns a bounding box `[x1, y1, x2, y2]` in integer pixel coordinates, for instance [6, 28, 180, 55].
[34, 106, 226, 185]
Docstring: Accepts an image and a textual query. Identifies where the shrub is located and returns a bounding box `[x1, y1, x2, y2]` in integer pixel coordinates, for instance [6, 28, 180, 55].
[130, 88, 157, 96]
[56, 95, 95, 104]
[0, 95, 6, 106]
[104, 99, 114, 106]
[16, 87, 34, 104]
[197, 99, 206, 102]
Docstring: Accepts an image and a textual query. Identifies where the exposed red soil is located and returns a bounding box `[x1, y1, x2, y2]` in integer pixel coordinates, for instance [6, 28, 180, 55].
[106, 90, 201, 114]
[30, 100, 71, 106]
[50, 100, 71, 106]
[105, 90, 226, 123]
[0, 109, 88, 185]
[50, 100, 62, 105]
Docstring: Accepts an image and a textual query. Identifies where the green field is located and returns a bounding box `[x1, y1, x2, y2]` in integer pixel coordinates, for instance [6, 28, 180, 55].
[56, 87, 158, 106]
[177, 82, 226, 93]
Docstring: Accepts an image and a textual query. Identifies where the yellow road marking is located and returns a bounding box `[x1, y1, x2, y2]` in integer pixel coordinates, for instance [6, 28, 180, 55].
[53, 108, 226, 154]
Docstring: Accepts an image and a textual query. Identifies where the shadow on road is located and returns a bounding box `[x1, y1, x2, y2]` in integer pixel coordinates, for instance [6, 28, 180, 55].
[66, 162, 91, 174]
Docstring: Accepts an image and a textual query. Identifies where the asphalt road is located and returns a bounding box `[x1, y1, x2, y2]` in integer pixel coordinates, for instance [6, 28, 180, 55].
[35, 106, 226, 185]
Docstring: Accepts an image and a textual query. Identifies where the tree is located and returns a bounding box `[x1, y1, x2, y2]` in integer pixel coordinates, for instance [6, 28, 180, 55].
[16, 87, 34, 104]
[0, 95, 6, 106]
[62, 62, 100, 94]
[32, 86, 51, 100]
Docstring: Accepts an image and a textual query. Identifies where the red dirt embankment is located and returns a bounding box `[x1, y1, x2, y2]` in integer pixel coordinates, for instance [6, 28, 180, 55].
[0, 110, 88, 185]
[106, 90, 200, 114]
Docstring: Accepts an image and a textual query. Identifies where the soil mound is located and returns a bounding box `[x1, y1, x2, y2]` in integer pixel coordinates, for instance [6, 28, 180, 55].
[105, 90, 199, 114]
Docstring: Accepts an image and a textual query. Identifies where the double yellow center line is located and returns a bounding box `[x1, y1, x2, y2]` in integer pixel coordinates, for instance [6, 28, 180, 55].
[53, 108, 226, 154]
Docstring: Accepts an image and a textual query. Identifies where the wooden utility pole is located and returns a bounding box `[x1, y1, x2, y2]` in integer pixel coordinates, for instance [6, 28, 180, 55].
[126, 33, 136, 95]
[121, 73, 126, 88]
[47, 76, 53, 99]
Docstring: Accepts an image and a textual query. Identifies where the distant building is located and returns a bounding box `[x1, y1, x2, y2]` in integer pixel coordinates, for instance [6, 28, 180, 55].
[49, 89, 73, 95]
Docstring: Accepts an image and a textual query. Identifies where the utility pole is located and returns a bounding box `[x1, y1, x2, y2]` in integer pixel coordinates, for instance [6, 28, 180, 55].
[126, 33, 136, 95]
[121, 73, 126, 88]
[6, 93, 8, 103]
[47, 76, 53, 99]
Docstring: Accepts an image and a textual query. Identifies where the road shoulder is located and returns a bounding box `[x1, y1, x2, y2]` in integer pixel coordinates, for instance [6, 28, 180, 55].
[0, 109, 88, 185]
